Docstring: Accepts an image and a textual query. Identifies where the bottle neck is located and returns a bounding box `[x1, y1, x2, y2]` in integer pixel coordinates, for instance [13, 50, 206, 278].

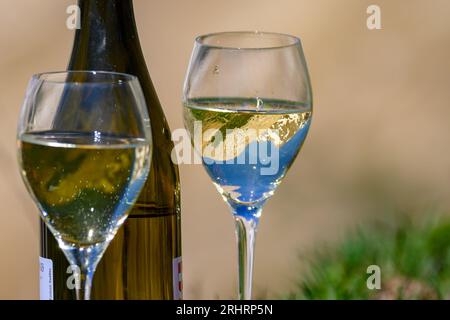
[69, 0, 142, 72]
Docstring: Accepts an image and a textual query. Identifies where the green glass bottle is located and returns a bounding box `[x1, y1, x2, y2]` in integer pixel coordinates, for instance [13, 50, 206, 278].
[39, 0, 182, 300]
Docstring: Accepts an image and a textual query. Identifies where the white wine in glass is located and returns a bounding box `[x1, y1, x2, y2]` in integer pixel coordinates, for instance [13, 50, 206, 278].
[17, 71, 152, 300]
[20, 133, 149, 246]
[183, 32, 313, 300]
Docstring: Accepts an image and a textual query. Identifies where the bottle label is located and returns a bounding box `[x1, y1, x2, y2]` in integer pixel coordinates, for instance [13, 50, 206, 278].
[39, 257, 54, 300]
[172, 256, 183, 300]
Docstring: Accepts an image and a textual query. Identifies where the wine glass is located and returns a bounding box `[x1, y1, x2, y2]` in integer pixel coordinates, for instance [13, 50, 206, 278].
[183, 31, 312, 299]
[17, 71, 152, 300]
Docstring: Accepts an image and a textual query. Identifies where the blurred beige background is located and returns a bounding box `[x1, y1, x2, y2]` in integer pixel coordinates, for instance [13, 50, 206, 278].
[1, 0, 450, 299]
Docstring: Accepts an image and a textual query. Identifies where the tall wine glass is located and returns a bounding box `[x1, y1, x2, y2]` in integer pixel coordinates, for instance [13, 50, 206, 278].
[17, 71, 152, 300]
[183, 31, 312, 299]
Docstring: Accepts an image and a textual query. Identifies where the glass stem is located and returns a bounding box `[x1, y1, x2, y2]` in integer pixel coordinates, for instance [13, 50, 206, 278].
[76, 267, 94, 300]
[234, 212, 260, 300]
[61, 242, 108, 300]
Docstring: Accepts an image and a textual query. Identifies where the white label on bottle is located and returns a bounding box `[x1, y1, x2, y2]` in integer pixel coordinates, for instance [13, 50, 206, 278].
[172, 256, 182, 300]
[39, 257, 54, 300]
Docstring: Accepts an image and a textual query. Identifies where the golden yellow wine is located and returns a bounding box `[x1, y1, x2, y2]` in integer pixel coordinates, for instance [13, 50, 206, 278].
[20, 132, 149, 246]
[184, 98, 312, 205]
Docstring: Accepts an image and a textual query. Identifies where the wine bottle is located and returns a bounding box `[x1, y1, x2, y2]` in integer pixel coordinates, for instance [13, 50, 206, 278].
[39, 0, 182, 300]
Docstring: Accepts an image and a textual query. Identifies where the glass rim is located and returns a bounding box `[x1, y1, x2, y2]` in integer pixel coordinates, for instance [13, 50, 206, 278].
[31, 70, 139, 84]
[195, 31, 301, 51]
